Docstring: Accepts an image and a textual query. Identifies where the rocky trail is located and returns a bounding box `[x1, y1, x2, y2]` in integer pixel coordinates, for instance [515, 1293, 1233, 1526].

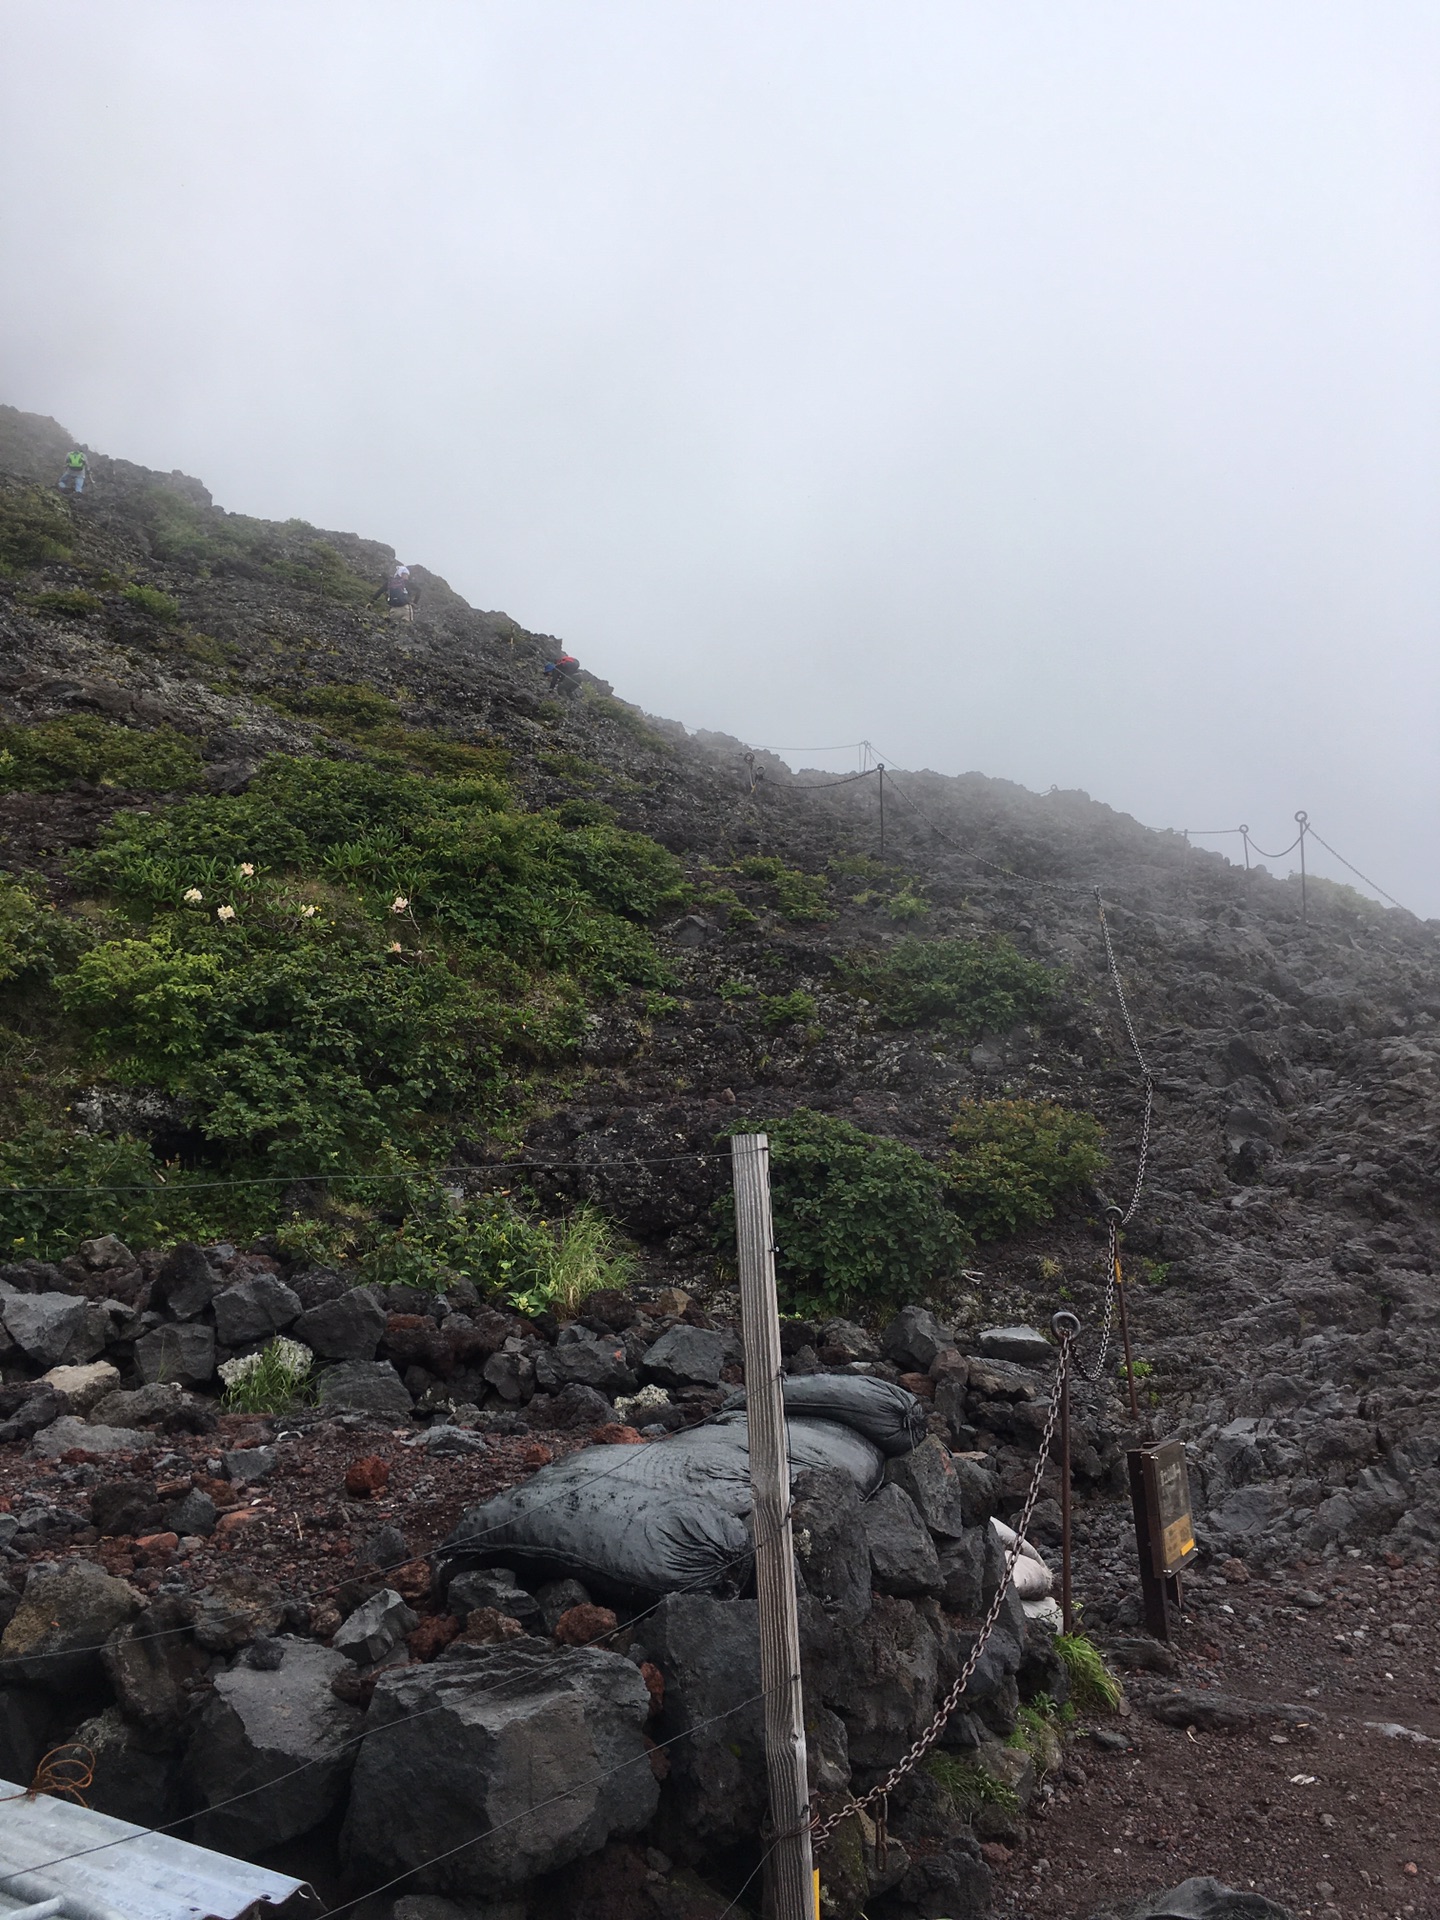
[2, 403, 1439, 1919]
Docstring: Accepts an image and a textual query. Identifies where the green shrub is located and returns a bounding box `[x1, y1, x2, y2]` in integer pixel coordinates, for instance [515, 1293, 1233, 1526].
[0, 484, 73, 573]
[0, 875, 87, 988]
[758, 990, 817, 1028]
[121, 583, 181, 622]
[717, 1107, 968, 1316]
[842, 935, 1055, 1038]
[30, 588, 103, 617]
[0, 718, 205, 793]
[1055, 1632, 1122, 1711]
[736, 856, 831, 923]
[886, 888, 930, 921]
[507, 1206, 639, 1319]
[946, 1098, 1105, 1239]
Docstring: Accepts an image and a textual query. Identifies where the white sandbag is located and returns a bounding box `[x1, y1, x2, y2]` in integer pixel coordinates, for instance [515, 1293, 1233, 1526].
[989, 1516, 1054, 1599]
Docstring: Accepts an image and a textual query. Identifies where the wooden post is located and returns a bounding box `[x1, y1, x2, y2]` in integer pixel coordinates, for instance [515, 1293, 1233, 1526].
[731, 1134, 815, 1920]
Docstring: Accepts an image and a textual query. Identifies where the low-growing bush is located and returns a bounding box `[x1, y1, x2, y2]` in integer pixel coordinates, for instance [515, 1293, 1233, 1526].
[0, 717, 204, 794]
[842, 934, 1055, 1038]
[30, 588, 103, 617]
[736, 856, 831, 923]
[717, 1107, 968, 1315]
[946, 1098, 1105, 1239]
[0, 484, 73, 573]
[757, 990, 817, 1028]
[121, 583, 181, 622]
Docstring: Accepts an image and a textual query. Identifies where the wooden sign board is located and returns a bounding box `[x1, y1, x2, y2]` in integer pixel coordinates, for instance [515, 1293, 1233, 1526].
[1137, 1438, 1196, 1577]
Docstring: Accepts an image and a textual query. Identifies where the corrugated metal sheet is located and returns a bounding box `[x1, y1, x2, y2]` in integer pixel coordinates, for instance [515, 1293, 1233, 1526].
[0, 1783, 308, 1920]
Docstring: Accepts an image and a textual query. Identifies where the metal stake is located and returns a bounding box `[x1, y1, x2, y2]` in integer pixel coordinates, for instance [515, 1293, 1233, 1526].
[731, 1134, 814, 1920]
[1295, 810, 1309, 925]
[1052, 1312, 1080, 1633]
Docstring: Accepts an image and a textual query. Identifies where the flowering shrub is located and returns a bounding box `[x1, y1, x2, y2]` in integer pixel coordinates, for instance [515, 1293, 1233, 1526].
[219, 1336, 313, 1413]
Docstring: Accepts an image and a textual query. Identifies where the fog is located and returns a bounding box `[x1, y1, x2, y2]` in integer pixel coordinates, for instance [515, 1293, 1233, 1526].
[4, 3, 1438, 912]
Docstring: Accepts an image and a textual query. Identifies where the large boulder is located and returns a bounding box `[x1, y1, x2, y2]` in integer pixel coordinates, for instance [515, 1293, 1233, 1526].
[150, 1243, 219, 1321]
[293, 1285, 387, 1361]
[862, 1484, 943, 1597]
[41, 1361, 121, 1414]
[187, 1572, 285, 1652]
[0, 1684, 54, 1782]
[822, 1594, 941, 1769]
[638, 1326, 727, 1390]
[880, 1306, 951, 1373]
[885, 1435, 967, 1538]
[212, 1273, 302, 1346]
[978, 1325, 1053, 1367]
[70, 1706, 185, 1826]
[636, 1594, 767, 1850]
[791, 1467, 872, 1624]
[342, 1641, 658, 1892]
[103, 1596, 210, 1740]
[134, 1322, 216, 1387]
[2, 1292, 106, 1367]
[33, 1415, 146, 1458]
[0, 1382, 63, 1445]
[185, 1637, 362, 1852]
[0, 1561, 139, 1690]
[536, 1336, 637, 1398]
[90, 1382, 193, 1427]
[317, 1359, 412, 1418]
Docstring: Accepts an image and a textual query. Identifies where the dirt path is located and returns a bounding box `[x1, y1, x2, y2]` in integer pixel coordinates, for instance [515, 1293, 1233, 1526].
[998, 1557, 1440, 1919]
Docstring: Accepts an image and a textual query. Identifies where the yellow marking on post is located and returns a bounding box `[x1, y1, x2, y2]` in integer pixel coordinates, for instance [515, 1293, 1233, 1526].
[1162, 1515, 1195, 1565]
[814, 1868, 822, 1919]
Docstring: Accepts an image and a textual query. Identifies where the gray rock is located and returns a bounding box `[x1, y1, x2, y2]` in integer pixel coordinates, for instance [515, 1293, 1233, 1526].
[41, 1360, 121, 1413]
[884, 1435, 967, 1538]
[0, 1560, 139, 1689]
[1098, 1878, 1295, 1920]
[862, 1483, 943, 1597]
[333, 1589, 419, 1665]
[70, 1706, 184, 1826]
[151, 1243, 219, 1320]
[223, 1446, 277, 1486]
[821, 1593, 943, 1769]
[447, 1570, 542, 1633]
[186, 1637, 362, 1852]
[102, 1596, 209, 1739]
[413, 1425, 490, 1455]
[536, 1579, 592, 1635]
[293, 1285, 387, 1360]
[644, 1594, 767, 1846]
[394, 1901, 525, 1920]
[978, 1325, 1053, 1366]
[33, 1416, 146, 1458]
[536, 1382, 613, 1430]
[79, 1234, 134, 1270]
[951, 1455, 1001, 1525]
[880, 1306, 950, 1373]
[481, 1350, 534, 1403]
[359, 1524, 408, 1569]
[791, 1466, 872, 1624]
[134, 1321, 216, 1388]
[90, 1382, 193, 1427]
[817, 1318, 879, 1362]
[638, 1324, 726, 1389]
[212, 1273, 302, 1346]
[317, 1359, 413, 1418]
[341, 1641, 658, 1891]
[165, 1488, 217, 1537]
[2, 1292, 106, 1368]
[535, 1337, 637, 1398]
[937, 1532, 988, 1616]
[0, 1383, 63, 1445]
[188, 1572, 284, 1652]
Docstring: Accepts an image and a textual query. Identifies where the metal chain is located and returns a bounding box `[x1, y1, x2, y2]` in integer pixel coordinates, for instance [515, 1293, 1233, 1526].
[1070, 1223, 1119, 1384]
[811, 1337, 1072, 1847]
[1095, 890, 1154, 1226]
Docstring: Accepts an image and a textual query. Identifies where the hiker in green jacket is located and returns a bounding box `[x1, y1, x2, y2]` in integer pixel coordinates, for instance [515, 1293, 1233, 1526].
[57, 450, 89, 495]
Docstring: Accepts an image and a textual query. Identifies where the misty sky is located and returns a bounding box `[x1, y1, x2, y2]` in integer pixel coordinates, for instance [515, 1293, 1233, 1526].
[4, 4, 1438, 913]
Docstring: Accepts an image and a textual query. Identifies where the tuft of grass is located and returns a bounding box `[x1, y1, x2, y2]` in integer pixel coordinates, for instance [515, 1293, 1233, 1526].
[923, 1752, 1020, 1815]
[219, 1336, 314, 1413]
[1055, 1632, 1122, 1712]
[509, 1205, 639, 1319]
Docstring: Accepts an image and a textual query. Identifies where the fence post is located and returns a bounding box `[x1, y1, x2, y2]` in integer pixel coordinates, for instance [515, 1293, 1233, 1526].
[1295, 811, 1309, 924]
[731, 1134, 815, 1920]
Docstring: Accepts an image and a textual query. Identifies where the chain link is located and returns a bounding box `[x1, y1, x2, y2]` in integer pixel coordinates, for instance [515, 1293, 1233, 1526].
[811, 1337, 1072, 1848]
[1095, 890, 1154, 1227]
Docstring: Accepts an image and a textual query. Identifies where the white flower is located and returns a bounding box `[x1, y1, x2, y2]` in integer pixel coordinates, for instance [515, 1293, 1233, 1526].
[388, 941, 403, 953]
[391, 895, 409, 913]
[218, 1336, 312, 1389]
[183, 887, 203, 904]
[216, 904, 236, 922]
[238, 863, 255, 878]
[299, 904, 318, 918]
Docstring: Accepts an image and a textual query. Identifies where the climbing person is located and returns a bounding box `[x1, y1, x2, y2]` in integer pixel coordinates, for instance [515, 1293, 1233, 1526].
[57, 450, 89, 494]
[372, 563, 419, 623]
[543, 651, 580, 694]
